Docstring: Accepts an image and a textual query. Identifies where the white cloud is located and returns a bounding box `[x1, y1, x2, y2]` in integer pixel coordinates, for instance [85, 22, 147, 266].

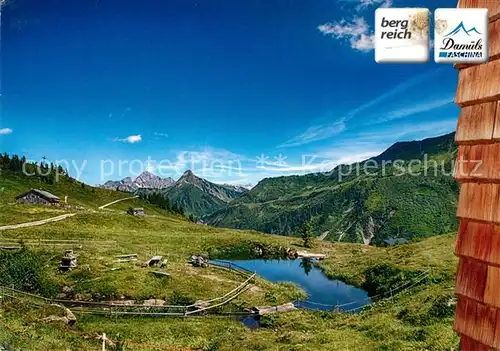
[154, 132, 169, 138]
[343, 70, 442, 120]
[356, 0, 392, 11]
[279, 120, 346, 148]
[359, 119, 458, 141]
[319, 0, 392, 52]
[279, 69, 441, 148]
[177, 147, 246, 165]
[0, 128, 12, 135]
[153, 147, 248, 179]
[351, 33, 375, 51]
[315, 143, 385, 160]
[318, 17, 374, 52]
[114, 134, 142, 143]
[151, 144, 381, 184]
[372, 95, 455, 124]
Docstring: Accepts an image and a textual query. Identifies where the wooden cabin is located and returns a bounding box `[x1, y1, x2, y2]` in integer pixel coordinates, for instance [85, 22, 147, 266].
[452, 1, 500, 349]
[16, 189, 60, 205]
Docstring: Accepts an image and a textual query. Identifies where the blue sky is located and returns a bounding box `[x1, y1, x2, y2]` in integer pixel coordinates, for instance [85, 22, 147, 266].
[1, 0, 460, 186]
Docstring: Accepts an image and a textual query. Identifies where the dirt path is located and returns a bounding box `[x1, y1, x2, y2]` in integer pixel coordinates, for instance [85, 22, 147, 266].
[0, 213, 77, 231]
[0, 197, 138, 231]
[98, 196, 138, 209]
[317, 231, 329, 241]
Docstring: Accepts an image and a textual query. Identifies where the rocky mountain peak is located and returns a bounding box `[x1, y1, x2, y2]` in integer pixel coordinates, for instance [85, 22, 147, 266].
[134, 171, 175, 189]
[179, 169, 199, 183]
[99, 171, 175, 191]
[122, 177, 134, 185]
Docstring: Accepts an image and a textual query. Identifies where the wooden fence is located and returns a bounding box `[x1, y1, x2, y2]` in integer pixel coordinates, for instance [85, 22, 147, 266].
[0, 271, 256, 318]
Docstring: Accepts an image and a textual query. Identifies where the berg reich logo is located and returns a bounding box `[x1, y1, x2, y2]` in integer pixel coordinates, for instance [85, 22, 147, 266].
[439, 21, 483, 59]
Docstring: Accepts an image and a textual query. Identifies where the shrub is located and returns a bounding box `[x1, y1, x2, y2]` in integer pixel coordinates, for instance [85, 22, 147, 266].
[206, 241, 290, 260]
[168, 290, 195, 306]
[260, 314, 278, 328]
[92, 282, 119, 300]
[0, 249, 59, 297]
[361, 263, 424, 296]
[427, 294, 455, 319]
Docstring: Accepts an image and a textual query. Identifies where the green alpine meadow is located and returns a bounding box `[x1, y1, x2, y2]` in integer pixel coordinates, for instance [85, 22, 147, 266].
[0, 132, 461, 350]
[2, 0, 467, 349]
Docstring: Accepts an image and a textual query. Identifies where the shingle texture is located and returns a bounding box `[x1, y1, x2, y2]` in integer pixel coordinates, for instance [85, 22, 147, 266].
[455, 60, 500, 107]
[458, 0, 500, 21]
[454, 3, 500, 349]
[455, 102, 498, 143]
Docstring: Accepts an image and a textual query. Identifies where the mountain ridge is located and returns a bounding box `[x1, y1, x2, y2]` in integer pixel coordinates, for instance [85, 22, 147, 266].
[136, 170, 248, 217]
[206, 132, 459, 244]
[99, 171, 175, 192]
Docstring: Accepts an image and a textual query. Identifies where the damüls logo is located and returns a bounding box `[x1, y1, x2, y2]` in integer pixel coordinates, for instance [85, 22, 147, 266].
[439, 21, 483, 59]
[444, 21, 481, 37]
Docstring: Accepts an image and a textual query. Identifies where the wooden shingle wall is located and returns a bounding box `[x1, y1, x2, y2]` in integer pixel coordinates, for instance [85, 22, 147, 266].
[454, 1, 500, 349]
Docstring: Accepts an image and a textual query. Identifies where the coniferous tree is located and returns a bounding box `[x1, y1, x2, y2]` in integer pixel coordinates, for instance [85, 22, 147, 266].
[302, 220, 314, 248]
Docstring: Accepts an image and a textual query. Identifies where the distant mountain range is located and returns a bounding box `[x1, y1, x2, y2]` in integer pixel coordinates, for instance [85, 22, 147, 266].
[100, 170, 249, 217]
[99, 171, 175, 192]
[99, 133, 459, 244]
[206, 133, 459, 244]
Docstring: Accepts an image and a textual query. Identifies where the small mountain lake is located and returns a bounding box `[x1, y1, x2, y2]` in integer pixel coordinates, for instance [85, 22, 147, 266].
[226, 258, 371, 325]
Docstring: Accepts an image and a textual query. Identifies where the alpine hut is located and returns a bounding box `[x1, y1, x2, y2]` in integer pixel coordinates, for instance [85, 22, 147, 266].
[15, 189, 60, 205]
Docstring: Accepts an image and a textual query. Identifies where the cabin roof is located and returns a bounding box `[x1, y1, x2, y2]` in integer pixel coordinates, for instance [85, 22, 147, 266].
[16, 188, 60, 201]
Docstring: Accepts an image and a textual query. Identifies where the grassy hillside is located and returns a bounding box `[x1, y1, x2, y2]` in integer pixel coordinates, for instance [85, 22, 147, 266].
[207, 133, 459, 244]
[0, 152, 196, 225]
[0, 150, 460, 350]
[0, 170, 134, 225]
[0, 208, 459, 350]
[0, 170, 129, 208]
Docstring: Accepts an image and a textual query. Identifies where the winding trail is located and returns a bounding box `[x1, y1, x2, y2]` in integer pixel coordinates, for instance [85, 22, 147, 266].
[98, 196, 138, 209]
[0, 196, 138, 231]
[0, 213, 77, 231]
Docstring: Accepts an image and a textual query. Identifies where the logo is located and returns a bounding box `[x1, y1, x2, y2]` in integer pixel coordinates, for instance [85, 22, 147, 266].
[438, 21, 483, 59]
[374, 8, 430, 63]
[434, 9, 488, 64]
[444, 22, 481, 37]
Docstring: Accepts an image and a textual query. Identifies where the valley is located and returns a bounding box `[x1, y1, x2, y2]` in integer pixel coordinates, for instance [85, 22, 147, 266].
[98, 133, 459, 245]
[1, 0, 473, 348]
[0, 151, 459, 350]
